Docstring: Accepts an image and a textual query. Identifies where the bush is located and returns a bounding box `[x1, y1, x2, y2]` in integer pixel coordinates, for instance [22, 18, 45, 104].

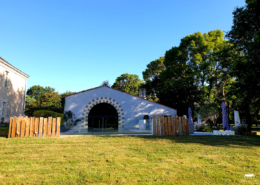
[33, 110, 64, 125]
[235, 124, 249, 135]
[196, 124, 213, 132]
[143, 115, 149, 119]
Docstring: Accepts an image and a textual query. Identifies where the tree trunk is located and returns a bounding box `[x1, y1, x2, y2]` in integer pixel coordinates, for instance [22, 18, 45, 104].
[245, 103, 252, 132]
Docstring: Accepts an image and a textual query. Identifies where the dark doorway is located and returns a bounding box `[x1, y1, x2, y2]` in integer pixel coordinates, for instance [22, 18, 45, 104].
[88, 103, 118, 132]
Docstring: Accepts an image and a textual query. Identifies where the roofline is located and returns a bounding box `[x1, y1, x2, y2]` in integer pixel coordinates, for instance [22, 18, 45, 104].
[0, 57, 30, 78]
[62, 86, 177, 111]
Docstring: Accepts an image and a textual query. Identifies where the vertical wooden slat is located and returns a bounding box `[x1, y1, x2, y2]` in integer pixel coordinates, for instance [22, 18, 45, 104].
[182, 117, 186, 135]
[32, 117, 35, 137]
[21, 118, 26, 137]
[175, 115, 178, 135]
[25, 117, 30, 137]
[57, 117, 61, 137]
[186, 118, 190, 135]
[156, 115, 160, 136]
[29, 117, 34, 137]
[153, 116, 156, 135]
[171, 117, 175, 136]
[167, 117, 171, 136]
[11, 117, 17, 138]
[34, 118, 39, 137]
[8, 118, 13, 138]
[38, 117, 43, 137]
[52, 118, 57, 137]
[164, 117, 167, 136]
[48, 117, 52, 137]
[179, 117, 183, 135]
[160, 116, 163, 136]
[16, 117, 20, 137]
[43, 118, 48, 137]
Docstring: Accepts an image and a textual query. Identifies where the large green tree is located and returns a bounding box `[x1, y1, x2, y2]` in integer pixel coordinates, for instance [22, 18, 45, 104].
[157, 30, 231, 116]
[158, 46, 203, 116]
[112, 73, 144, 96]
[225, 0, 260, 127]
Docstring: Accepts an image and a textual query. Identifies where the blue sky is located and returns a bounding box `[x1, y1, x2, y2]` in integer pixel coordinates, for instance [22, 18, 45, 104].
[0, 0, 246, 94]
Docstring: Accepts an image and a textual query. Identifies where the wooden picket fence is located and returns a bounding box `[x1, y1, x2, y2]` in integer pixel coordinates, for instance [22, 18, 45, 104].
[152, 115, 189, 136]
[8, 117, 61, 138]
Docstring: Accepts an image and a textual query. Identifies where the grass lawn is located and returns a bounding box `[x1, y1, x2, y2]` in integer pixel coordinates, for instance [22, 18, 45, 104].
[0, 136, 260, 184]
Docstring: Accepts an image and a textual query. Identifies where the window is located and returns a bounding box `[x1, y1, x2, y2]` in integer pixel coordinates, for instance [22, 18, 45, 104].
[1, 102, 6, 117]
[4, 71, 9, 88]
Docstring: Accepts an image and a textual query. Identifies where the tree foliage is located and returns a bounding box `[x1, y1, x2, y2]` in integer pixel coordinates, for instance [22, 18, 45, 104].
[142, 56, 165, 102]
[225, 0, 260, 128]
[112, 73, 144, 96]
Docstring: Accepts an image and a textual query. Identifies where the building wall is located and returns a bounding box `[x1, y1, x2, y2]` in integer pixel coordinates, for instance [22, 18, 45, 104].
[0, 62, 28, 122]
[64, 86, 177, 130]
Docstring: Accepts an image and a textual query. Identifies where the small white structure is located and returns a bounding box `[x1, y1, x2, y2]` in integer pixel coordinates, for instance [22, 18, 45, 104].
[62, 86, 177, 132]
[234, 110, 241, 127]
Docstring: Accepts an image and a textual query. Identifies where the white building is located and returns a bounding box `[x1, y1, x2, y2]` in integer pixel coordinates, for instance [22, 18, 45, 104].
[63, 85, 177, 131]
[0, 57, 30, 123]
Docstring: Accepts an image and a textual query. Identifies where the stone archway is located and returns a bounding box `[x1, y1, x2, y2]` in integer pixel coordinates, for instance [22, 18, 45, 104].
[81, 97, 124, 131]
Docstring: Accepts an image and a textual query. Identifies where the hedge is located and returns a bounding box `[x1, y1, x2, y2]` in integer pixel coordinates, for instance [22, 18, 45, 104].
[33, 110, 64, 125]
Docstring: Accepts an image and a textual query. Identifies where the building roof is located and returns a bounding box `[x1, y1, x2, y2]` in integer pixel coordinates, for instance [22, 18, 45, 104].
[62, 85, 177, 111]
[0, 57, 30, 78]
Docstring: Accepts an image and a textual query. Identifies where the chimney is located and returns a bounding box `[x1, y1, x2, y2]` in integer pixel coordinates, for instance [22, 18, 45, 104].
[139, 88, 146, 99]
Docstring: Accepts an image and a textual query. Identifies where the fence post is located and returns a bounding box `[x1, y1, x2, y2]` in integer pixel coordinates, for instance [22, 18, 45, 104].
[52, 118, 57, 137]
[167, 117, 171, 136]
[48, 117, 52, 137]
[175, 115, 178, 135]
[156, 115, 160, 136]
[160, 115, 164, 136]
[21, 118, 26, 137]
[171, 117, 175, 136]
[153, 116, 156, 135]
[35, 118, 39, 137]
[11, 117, 17, 138]
[8, 118, 13, 138]
[38, 117, 43, 137]
[57, 117, 61, 137]
[29, 117, 34, 137]
[164, 117, 167, 136]
[43, 118, 47, 137]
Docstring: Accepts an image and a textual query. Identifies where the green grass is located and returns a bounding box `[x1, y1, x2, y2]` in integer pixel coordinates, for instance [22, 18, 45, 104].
[0, 136, 260, 184]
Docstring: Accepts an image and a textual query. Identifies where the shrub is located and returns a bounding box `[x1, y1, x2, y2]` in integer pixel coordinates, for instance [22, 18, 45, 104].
[235, 124, 249, 135]
[143, 115, 149, 119]
[196, 124, 213, 132]
[33, 110, 64, 125]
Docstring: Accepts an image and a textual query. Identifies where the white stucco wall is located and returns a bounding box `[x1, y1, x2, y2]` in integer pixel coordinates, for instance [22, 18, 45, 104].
[64, 86, 177, 130]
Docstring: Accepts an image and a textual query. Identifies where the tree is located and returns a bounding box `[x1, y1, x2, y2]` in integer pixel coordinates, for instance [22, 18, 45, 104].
[197, 100, 220, 126]
[112, 73, 144, 96]
[226, 0, 260, 128]
[101, 80, 111, 87]
[142, 56, 165, 102]
[39, 93, 61, 108]
[60, 91, 76, 97]
[178, 30, 230, 99]
[27, 85, 55, 101]
[158, 46, 203, 116]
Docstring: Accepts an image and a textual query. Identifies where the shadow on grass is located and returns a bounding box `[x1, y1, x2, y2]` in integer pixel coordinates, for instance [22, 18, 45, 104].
[124, 135, 260, 147]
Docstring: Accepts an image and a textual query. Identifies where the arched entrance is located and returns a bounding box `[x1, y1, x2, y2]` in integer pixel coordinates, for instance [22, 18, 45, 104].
[81, 97, 125, 131]
[88, 103, 118, 131]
